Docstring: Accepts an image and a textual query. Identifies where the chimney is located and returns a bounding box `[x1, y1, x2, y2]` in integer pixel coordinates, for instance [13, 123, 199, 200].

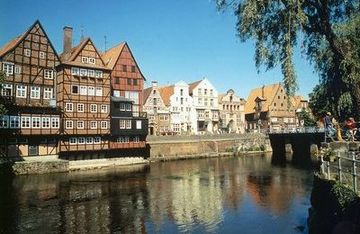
[63, 26, 73, 54]
[152, 81, 158, 87]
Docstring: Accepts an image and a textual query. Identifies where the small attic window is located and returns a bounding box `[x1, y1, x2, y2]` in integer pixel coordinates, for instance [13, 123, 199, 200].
[81, 57, 88, 63]
[89, 58, 95, 64]
[131, 65, 136, 72]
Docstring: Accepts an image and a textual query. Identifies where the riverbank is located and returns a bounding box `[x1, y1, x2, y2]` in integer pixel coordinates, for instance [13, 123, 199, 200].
[1, 133, 270, 175]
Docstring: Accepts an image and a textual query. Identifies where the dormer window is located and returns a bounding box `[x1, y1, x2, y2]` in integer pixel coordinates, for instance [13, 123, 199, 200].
[81, 57, 89, 63]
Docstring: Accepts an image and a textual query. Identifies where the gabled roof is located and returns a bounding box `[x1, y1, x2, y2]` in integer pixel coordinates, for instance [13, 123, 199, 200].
[0, 20, 60, 61]
[102, 42, 146, 80]
[158, 86, 174, 106]
[142, 87, 153, 104]
[244, 83, 282, 114]
[188, 80, 202, 94]
[60, 37, 108, 69]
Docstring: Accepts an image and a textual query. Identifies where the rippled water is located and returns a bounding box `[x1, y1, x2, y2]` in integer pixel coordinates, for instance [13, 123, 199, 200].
[0, 154, 313, 233]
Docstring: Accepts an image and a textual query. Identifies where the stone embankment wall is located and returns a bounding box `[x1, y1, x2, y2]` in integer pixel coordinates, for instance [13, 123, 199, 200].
[308, 174, 360, 234]
[148, 133, 271, 160]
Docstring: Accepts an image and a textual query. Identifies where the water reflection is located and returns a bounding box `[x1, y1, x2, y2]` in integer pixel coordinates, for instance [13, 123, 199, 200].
[0, 154, 313, 233]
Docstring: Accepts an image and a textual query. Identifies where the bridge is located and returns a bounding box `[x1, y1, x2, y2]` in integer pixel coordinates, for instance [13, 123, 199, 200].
[268, 127, 326, 164]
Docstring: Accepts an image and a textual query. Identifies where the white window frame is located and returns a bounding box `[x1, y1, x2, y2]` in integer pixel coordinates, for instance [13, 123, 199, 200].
[65, 103, 73, 112]
[24, 49, 31, 57]
[80, 86, 87, 95]
[42, 117, 50, 128]
[119, 120, 126, 129]
[136, 120, 142, 129]
[69, 137, 77, 145]
[21, 116, 31, 128]
[87, 86, 95, 96]
[30, 86, 41, 99]
[134, 136, 140, 143]
[43, 87, 53, 99]
[44, 69, 54, 79]
[2, 63, 14, 75]
[51, 117, 59, 128]
[77, 120, 84, 129]
[16, 85, 27, 98]
[14, 66, 21, 74]
[0, 115, 9, 128]
[65, 120, 73, 129]
[9, 116, 20, 129]
[78, 137, 85, 144]
[71, 67, 79, 75]
[100, 105, 107, 113]
[126, 120, 131, 129]
[1, 84, 13, 96]
[77, 103, 84, 112]
[80, 68, 87, 76]
[81, 57, 89, 63]
[126, 103, 132, 111]
[101, 121, 108, 129]
[90, 104, 97, 113]
[39, 51, 45, 59]
[95, 87, 102, 96]
[86, 137, 93, 144]
[88, 69, 95, 77]
[32, 117, 41, 128]
[94, 136, 101, 143]
[88, 58, 96, 64]
[95, 70, 103, 78]
[120, 103, 126, 111]
[90, 121, 97, 129]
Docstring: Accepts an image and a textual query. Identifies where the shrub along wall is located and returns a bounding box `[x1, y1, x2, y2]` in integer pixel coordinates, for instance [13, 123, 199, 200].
[308, 174, 360, 234]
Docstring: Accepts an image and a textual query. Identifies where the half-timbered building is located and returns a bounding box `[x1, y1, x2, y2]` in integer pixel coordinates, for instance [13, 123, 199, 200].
[0, 20, 61, 157]
[57, 27, 111, 156]
[102, 42, 148, 151]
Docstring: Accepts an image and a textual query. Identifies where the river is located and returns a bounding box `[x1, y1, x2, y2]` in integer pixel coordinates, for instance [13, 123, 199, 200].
[0, 154, 313, 233]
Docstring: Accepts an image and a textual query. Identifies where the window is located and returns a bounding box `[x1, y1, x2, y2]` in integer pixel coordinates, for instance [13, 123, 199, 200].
[120, 103, 126, 111]
[77, 121, 84, 129]
[44, 69, 54, 79]
[95, 70, 103, 78]
[51, 117, 59, 128]
[72, 85, 79, 94]
[32, 117, 41, 128]
[77, 103, 84, 112]
[24, 49, 31, 57]
[180, 98, 183, 105]
[127, 78, 131, 85]
[71, 67, 79, 75]
[65, 103, 73, 112]
[30, 86, 40, 99]
[65, 120, 73, 129]
[15, 66, 21, 74]
[180, 89, 183, 96]
[122, 65, 127, 72]
[42, 117, 50, 128]
[69, 137, 77, 145]
[21, 116, 31, 128]
[131, 65, 136, 72]
[1, 84, 12, 96]
[16, 85, 27, 98]
[125, 91, 139, 104]
[136, 120, 142, 129]
[95, 87, 102, 96]
[119, 119, 126, 129]
[86, 137, 93, 144]
[0, 115, 9, 128]
[88, 86, 95, 96]
[117, 137, 124, 143]
[2, 63, 14, 75]
[115, 77, 120, 84]
[43, 88, 53, 99]
[198, 88, 202, 95]
[204, 89, 207, 95]
[80, 86, 87, 95]
[81, 57, 88, 63]
[198, 98, 202, 105]
[80, 69, 87, 76]
[90, 104, 97, 113]
[133, 79, 138, 85]
[78, 137, 85, 144]
[126, 120, 131, 129]
[101, 121, 108, 129]
[88, 58, 95, 64]
[39, 51, 45, 59]
[210, 99, 214, 107]
[100, 105, 107, 113]
[90, 121, 97, 129]
[210, 89, 213, 95]
[134, 136, 140, 142]
[126, 103, 131, 111]
[88, 69, 95, 77]
[9, 116, 20, 128]
[278, 96, 280, 99]
[113, 90, 120, 97]
[94, 136, 101, 143]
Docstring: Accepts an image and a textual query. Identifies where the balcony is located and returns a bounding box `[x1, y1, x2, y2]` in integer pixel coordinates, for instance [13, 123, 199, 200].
[110, 117, 149, 135]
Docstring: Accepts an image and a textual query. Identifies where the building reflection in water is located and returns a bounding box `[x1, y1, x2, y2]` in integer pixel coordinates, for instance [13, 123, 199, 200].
[2, 154, 312, 233]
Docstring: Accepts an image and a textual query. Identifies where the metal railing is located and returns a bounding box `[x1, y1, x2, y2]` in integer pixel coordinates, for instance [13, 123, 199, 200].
[320, 151, 360, 192]
[269, 127, 325, 134]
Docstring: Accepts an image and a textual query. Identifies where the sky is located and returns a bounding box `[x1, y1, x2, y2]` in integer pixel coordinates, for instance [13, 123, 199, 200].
[0, 0, 319, 99]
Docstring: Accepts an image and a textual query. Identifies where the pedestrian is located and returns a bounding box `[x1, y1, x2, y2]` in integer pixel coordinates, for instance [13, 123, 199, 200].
[324, 112, 336, 140]
[345, 117, 357, 141]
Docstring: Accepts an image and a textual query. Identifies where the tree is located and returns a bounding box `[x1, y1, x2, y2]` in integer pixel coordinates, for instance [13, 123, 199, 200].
[216, 0, 359, 119]
[0, 71, 7, 115]
[297, 108, 317, 126]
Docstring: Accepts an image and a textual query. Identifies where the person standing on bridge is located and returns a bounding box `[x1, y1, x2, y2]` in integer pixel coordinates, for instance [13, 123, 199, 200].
[324, 112, 336, 140]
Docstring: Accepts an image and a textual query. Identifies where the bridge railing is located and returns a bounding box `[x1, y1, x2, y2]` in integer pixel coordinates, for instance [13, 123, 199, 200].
[320, 151, 360, 192]
[269, 127, 325, 134]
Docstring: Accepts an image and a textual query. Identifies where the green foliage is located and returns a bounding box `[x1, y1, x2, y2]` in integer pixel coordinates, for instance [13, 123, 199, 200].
[216, 0, 360, 119]
[0, 71, 7, 115]
[297, 108, 316, 126]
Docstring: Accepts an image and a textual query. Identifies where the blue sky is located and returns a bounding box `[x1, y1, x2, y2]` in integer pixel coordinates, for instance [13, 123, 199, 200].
[0, 0, 319, 99]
